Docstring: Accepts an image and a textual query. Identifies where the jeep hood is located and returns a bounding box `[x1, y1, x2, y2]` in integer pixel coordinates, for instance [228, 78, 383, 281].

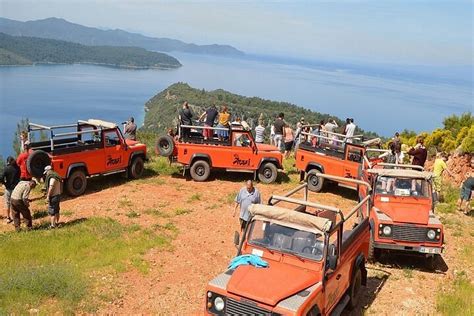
[227, 259, 319, 306]
[376, 199, 431, 225]
[256, 144, 280, 152]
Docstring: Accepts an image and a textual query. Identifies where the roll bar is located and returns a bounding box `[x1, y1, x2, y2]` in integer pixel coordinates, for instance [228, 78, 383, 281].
[374, 163, 424, 171]
[313, 172, 372, 192]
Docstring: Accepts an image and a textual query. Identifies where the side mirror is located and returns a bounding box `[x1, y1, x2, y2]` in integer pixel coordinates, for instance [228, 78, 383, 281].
[327, 254, 337, 271]
[233, 231, 240, 248]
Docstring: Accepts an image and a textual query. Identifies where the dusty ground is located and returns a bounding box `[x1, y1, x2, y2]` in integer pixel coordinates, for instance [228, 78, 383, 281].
[1, 171, 472, 315]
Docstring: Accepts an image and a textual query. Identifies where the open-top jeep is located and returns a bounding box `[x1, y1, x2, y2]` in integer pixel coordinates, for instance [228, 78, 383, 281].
[295, 127, 379, 192]
[205, 174, 372, 315]
[156, 124, 283, 183]
[27, 119, 147, 196]
[362, 165, 443, 265]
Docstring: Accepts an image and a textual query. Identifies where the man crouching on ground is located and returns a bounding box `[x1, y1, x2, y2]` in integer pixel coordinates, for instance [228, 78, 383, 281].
[44, 165, 62, 228]
[10, 180, 36, 231]
[233, 180, 261, 231]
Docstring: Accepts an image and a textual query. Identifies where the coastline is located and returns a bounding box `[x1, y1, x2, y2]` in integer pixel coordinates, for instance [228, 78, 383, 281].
[0, 61, 181, 70]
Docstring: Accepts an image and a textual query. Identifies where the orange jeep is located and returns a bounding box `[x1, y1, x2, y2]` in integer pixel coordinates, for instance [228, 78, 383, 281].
[156, 124, 283, 183]
[362, 166, 443, 266]
[295, 128, 377, 192]
[205, 174, 372, 315]
[27, 119, 147, 196]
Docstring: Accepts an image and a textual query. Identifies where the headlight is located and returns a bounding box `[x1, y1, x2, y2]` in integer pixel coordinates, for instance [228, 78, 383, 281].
[382, 226, 392, 236]
[214, 296, 225, 311]
[427, 229, 436, 240]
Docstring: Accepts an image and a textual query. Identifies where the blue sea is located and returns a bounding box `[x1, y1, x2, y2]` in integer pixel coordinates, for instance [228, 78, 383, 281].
[0, 53, 472, 157]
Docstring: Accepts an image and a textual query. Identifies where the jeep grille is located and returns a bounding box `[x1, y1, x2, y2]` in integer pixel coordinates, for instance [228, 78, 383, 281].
[392, 225, 426, 242]
[226, 298, 276, 315]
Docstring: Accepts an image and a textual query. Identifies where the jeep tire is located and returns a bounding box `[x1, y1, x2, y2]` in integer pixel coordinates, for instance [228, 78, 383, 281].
[128, 156, 144, 179]
[368, 235, 381, 263]
[258, 162, 278, 184]
[307, 169, 324, 192]
[190, 160, 210, 182]
[348, 267, 362, 310]
[66, 169, 87, 196]
[27, 150, 51, 178]
[156, 135, 174, 157]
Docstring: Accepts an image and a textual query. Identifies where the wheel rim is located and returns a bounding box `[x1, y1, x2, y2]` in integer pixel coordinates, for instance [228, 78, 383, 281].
[73, 177, 83, 190]
[196, 166, 205, 176]
[159, 140, 169, 150]
[309, 174, 319, 186]
[263, 168, 273, 179]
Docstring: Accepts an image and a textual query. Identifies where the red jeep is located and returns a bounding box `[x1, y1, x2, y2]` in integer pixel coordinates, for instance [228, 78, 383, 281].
[27, 119, 147, 196]
[295, 128, 378, 192]
[156, 124, 283, 183]
[362, 165, 443, 266]
[205, 174, 372, 315]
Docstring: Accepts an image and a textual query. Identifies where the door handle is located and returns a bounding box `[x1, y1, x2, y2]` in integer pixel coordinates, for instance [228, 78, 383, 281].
[336, 274, 342, 280]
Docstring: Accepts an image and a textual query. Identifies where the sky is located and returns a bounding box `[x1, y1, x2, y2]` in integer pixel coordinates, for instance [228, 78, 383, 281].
[0, 0, 472, 65]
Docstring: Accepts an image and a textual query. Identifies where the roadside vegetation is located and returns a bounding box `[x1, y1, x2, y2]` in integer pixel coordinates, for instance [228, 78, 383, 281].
[0, 218, 173, 313]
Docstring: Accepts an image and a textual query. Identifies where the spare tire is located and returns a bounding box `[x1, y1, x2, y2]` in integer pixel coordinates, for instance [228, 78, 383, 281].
[27, 150, 51, 178]
[155, 135, 175, 157]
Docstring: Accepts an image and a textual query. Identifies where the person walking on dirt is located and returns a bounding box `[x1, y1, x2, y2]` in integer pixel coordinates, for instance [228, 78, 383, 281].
[1, 156, 20, 224]
[273, 113, 286, 151]
[216, 105, 231, 141]
[199, 104, 218, 140]
[44, 166, 62, 228]
[284, 124, 295, 158]
[433, 153, 454, 198]
[179, 101, 193, 139]
[407, 137, 427, 167]
[16, 142, 32, 181]
[254, 120, 265, 144]
[124, 117, 137, 141]
[233, 180, 261, 231]
[458, 171, 473, 214]
[10, 180, 36, 231]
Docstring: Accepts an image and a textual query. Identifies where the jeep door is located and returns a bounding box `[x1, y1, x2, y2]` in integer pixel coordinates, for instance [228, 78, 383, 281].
[103, 129, 127, 171]
[324, 230, 345, 313]
[230, 132, 258, 170]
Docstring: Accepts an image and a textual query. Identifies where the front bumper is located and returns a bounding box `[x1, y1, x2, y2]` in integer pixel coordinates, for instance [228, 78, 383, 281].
[374, 242, 443, 254]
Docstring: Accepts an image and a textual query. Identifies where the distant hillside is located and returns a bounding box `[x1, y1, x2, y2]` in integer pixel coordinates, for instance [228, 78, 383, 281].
[143, 82, 378, 138]
[0, 17, 244, 57]
[0, 33, 181, 68]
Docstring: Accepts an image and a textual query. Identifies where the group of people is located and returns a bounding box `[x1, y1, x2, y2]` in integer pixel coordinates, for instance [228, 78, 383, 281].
[1, 142, 62, 231]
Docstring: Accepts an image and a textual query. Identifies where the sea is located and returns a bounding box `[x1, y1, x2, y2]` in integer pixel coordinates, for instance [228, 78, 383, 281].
[0, 53, 472, 157]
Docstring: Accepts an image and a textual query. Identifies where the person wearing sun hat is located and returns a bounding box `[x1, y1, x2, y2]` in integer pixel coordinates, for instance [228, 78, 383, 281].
[44, 165, 62, 228]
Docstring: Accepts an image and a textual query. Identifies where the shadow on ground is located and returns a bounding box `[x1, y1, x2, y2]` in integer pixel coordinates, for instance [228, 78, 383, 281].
[376, 251, 448, 273]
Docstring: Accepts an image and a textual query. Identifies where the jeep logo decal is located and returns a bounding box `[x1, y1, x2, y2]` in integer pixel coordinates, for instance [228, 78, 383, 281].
[233, 154, 250, 166]
[106, 155, 122, 166]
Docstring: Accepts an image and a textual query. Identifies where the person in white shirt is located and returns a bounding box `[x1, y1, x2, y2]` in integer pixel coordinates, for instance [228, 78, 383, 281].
[270, 124, 275, 145]
[345, 118, 356, 143]
[324, 119, 338, 145]
[254, 121, 265, 144]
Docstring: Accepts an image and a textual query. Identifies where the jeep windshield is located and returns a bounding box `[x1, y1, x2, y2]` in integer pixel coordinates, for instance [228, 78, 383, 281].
[247, 220, 324, 261]
[375, 176, 431, 198]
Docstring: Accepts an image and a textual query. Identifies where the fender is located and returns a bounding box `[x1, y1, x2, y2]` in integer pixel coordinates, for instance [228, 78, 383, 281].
[257, 157, 282, 170]
[129, 150, 146, 166]
[190, 153, 212, 167]
[305, 162, 325, 173]
[353, 253, 367, 286]
[67, 163, 88, 178]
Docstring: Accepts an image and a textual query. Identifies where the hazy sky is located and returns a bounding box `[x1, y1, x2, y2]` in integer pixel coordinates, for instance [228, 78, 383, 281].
[1, 0, 472, 65]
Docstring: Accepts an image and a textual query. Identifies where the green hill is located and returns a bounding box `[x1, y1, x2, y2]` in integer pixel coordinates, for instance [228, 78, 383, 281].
[142, 82, 378, 138]
[0, 32, 181, 68]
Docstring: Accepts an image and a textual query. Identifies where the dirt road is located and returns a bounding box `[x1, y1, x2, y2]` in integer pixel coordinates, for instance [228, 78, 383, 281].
[2, 173, 472, 315]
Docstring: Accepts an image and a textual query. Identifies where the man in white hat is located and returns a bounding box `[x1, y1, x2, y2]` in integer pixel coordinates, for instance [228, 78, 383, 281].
[44, 165, 62, 228]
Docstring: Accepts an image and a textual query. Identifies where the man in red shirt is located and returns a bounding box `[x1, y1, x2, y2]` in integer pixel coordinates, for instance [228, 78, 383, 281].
[16, 142, 32, 181]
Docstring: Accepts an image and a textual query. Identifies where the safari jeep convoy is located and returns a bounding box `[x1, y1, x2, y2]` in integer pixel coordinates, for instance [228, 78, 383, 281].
[156, 124, 283, 183]
[205, 175, 373, 316]
[26, 119, 147, 196]
[363, 165, 444, 265]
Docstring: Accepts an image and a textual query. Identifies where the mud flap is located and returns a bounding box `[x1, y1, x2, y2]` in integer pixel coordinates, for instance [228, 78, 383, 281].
[300, 170, 305, 182]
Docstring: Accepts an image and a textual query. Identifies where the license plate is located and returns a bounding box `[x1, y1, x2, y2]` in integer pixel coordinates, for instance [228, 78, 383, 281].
[419, 247, 442, 254]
